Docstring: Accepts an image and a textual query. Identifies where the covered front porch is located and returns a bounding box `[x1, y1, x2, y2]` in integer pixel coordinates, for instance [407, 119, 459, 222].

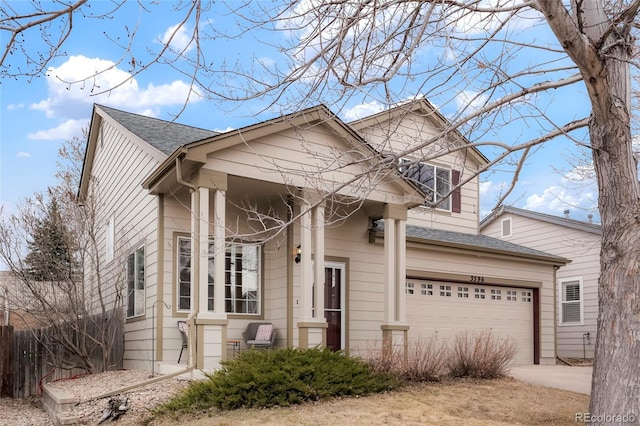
[150, 166, 416, 373]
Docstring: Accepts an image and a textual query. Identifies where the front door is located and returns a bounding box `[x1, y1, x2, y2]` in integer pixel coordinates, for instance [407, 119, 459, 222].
[324, 262, 345, 351]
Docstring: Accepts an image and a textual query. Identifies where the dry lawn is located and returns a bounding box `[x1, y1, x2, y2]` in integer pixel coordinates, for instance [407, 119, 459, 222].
[149, 377, 588, 426]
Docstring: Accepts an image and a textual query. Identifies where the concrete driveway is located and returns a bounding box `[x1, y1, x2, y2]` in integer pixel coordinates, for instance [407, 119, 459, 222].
[508, 365, 593, 395]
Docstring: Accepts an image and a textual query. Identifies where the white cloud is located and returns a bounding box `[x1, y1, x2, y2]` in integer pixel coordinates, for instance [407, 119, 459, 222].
[343, 101, 385, 121]
[214, 126, 235, 133]
[27, 119, 88, 141]
[524, 185, 596, 215]
[479, 180, 494, 195]
[30, 55, 201, 120]
[160, 23, 194, 54]
[456, 90, 488, 113]
[7, 103, 25, 110]
[16, 152, 31, 158]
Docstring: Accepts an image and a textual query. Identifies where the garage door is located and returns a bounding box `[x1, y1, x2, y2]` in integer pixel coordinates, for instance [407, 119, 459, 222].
[406, 279, 534, 365]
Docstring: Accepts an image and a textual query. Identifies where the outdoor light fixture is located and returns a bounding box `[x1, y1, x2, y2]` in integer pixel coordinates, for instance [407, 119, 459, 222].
[294, 245, 301, 264]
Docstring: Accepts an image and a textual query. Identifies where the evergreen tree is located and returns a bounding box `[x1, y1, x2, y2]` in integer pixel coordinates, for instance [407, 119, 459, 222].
[23, 197, 76, 281]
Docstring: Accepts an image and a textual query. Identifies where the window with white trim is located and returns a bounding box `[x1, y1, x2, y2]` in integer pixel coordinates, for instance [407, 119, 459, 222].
[177, 237, 260, 315]
[400, 160, 452, 211]
[560, 278, 583, 325]
[126, 246, 145, 318]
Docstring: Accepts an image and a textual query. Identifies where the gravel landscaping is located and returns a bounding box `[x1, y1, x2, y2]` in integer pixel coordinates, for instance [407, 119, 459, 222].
[1, 370, 191, 425]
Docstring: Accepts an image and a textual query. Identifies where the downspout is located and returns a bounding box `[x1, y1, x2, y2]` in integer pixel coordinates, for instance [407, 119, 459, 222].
[175, 156, 199, 370]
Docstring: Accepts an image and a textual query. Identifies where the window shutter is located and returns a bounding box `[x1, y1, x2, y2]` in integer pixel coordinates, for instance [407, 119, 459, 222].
[451, 169, 461, 213]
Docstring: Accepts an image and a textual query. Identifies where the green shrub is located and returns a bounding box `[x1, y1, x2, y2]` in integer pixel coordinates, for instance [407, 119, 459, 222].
[447, 330, 517, 379]
[158, 347, 400, 413]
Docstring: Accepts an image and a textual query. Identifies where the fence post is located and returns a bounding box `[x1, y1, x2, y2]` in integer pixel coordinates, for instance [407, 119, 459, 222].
[0, 325, 14, 397]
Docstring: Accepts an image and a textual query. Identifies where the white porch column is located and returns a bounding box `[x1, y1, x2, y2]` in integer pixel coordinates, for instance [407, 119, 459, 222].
[299, 204, 313, 321]
[313, 204, 325, 319]
[297, 195, 328, 349]
[213, 189, 226, 315]
[191, 170, 228, 372]
[197, 187, 210, 314]
[383, 216, 396, 324]
[381, 204, 409, 358]
[395, 217, 407, 323]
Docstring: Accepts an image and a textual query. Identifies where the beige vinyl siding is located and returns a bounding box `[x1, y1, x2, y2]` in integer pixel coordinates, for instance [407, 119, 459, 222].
[323, 210, 385, 354]
[158, 193, 190, 363]
[406, 172, 480, 234]
[206, 126, 415, 206]
[313, 203, 556, 365]
[481, 213, 599, 358]
[89, 116, 164, 370]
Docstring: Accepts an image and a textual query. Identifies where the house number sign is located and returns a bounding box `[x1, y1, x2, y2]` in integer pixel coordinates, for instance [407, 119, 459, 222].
[469, 275, 485, 283]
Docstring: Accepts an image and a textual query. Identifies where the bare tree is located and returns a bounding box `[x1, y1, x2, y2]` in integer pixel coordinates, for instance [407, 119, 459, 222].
[0, 136, 124, 374]
[2, 0, 640, 419]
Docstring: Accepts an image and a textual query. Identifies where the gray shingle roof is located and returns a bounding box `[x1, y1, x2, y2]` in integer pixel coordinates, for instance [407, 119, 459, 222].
[97, 105, 219, 155]
[374, 222, 568, 263]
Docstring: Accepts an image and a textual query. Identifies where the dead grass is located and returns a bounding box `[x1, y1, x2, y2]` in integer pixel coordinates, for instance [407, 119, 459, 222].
[148, 377, 588, 426]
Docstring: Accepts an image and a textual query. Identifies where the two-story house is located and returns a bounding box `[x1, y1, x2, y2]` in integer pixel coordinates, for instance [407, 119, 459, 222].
[79, 100, 567, 373]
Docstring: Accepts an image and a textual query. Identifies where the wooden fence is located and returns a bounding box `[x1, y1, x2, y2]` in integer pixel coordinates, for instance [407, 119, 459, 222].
[0, 311, 124, 398]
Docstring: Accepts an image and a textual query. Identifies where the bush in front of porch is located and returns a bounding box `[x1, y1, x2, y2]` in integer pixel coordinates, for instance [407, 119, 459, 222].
[156, 347, 400, 413]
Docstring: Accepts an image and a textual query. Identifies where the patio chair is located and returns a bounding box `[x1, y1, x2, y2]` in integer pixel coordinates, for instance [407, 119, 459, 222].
[242, 322, 276, 349]
[177, 320, 188, 363]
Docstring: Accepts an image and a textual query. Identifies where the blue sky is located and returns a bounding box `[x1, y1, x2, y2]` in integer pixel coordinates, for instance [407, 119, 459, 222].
[0, 1, 600, 222]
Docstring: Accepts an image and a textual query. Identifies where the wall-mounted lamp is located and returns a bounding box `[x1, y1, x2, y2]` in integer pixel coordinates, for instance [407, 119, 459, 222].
[294, 245, 301, 264]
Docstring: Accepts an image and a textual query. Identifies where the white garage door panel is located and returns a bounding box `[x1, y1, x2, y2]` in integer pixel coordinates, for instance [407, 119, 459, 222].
[406, 280, 534, 365]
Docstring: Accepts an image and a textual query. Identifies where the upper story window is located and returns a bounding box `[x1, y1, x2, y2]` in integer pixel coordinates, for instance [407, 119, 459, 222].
[400, 160, 461, 212]
[177, 236, 261, 315]
[126, 246, 145, 319]
[560, 278, 583, 325]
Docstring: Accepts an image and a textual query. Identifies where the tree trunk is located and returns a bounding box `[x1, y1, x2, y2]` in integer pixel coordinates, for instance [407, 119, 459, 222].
[588, 43, 640, 422]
